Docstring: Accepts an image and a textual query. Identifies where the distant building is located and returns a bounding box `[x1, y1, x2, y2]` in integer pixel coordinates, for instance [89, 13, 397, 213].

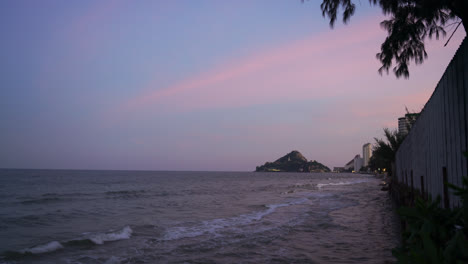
[333, 167, 345, 172]
[398, 117, 409, 135]
[353, 154, 363, 172]
[398, 113, 420, 136]
[343, 155, 363, 172]
[362, 143, 372, 167]
[344, 159, 354, 170]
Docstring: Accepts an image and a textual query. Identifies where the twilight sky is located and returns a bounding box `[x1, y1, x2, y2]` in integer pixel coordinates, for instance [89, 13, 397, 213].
[1, 1, 466, 171]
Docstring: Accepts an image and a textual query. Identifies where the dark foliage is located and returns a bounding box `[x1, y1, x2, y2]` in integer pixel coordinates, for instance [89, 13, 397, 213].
[317, 0, 468, 78]
[393, 180, 468, 262]
[368, 128, 405, 174]
[393, 152, 468, 263]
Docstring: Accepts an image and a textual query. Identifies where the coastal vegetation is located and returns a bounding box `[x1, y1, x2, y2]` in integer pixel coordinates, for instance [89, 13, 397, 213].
[317, 0, 468, 78]
[368, 128, 406, 175]
[392, 172, 468, 263]
[255, 150, 330, 172]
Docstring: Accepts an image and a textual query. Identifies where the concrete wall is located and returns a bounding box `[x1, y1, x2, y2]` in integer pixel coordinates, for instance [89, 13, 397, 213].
[395, 37, 468, 208]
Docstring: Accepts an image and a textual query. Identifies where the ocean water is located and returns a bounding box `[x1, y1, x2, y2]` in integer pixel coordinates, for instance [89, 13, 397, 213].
[0, 170, 400, 264]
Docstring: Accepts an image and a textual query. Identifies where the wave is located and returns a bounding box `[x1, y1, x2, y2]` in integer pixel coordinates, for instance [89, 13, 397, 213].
[41, 193, 61, 197]
[1, 226, 132, 259]
[88, 226, 132, 244]
[64, 226, 132, 247]
[105, 190, 147, 199]
[1, 214, 50, 228]
[163, 198, 308, 241]
[105, 190, 145, 195]
[103, 256, 121, 264]
[20, 197, 61, 205]
[282, 183, 316, 194]
[42, 192, 91, 198]
[16, 192, 92, 205]
[316, 179, 369, 189]
[2, 210, 85, 228]
[288, 183, 315, 189]
[2, 241, 64, 259]
[283, 180, 368, 194]
[23, 241, 63, 254]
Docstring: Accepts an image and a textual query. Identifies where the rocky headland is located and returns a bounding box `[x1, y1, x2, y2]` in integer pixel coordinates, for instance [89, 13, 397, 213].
[255, 150, 330, 172]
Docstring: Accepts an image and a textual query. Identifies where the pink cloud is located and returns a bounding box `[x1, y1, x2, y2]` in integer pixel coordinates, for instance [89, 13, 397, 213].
[109, 12, 465, 137]
[349, 89, 432, 118]
[117, 15, 386, 114]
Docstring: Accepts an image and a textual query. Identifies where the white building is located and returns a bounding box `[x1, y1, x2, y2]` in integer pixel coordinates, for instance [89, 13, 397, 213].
[362, 143, 372, 167]
[353, 154, 363, 172]
[344, 159, 354, 170]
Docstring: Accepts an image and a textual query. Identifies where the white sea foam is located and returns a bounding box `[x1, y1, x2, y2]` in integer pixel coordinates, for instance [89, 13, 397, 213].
[163, 198, 308, 241]
[89, 226, 132, 245]
[283, 182, 322, 194]
[291, 183, 314, 188]
[22, 241, 63, 254]
[317, 179, 369, 189]
[103, 256, 121, 264]
[14, 227, 132, 256]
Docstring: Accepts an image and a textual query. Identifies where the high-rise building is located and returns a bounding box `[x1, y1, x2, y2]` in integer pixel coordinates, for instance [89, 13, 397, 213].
[398, 113, 420, 136]
[362, 143, 372, 167]
[398, 117, 409, 135]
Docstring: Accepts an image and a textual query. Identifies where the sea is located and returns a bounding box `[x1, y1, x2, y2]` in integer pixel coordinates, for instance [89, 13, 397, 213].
[0, 170, 400, 264]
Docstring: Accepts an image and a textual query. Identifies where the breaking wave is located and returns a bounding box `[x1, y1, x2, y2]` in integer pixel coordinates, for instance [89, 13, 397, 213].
[163, 198, 308, 241]
[316, 179, 369, 189]
[2, 226, 132, 259]
[88, 226, 132, 244]
[22, 241, 63, 254]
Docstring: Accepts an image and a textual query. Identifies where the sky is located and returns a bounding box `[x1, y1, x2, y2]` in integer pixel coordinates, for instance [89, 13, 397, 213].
[0, 1, 466, 171]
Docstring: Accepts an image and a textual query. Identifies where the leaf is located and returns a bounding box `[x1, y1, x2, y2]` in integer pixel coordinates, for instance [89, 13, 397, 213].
[421, 231, 440, 264]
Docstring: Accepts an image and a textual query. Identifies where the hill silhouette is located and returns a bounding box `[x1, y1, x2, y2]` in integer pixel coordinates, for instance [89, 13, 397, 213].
[255, 150, 330, 172]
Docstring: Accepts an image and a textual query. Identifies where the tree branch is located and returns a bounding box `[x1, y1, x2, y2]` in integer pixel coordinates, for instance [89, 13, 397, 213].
[444, 21, 462, 47]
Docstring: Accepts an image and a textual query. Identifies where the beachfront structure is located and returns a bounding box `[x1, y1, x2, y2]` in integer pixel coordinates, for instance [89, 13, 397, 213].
[395, 37, 468, 209]
[344, 159, 354, 170]
[362, 143, 372, 167]
[353, 155, 363, 172]
[398, 117, 408, 135]
[343, 154, 364, 172]
[398, 113, 419, 136]
[333, 167, 345, 172]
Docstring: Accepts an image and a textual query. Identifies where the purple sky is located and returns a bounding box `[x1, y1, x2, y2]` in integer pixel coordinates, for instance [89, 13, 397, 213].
[1, 1, 466, 171]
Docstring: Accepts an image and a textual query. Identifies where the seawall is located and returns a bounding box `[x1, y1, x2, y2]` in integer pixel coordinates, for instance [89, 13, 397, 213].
[395, 37, 468, 208]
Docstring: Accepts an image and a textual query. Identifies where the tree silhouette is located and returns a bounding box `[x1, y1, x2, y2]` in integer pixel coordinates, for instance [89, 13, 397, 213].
[318, 0, 468, 78]
[368, 128, 406, 174]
